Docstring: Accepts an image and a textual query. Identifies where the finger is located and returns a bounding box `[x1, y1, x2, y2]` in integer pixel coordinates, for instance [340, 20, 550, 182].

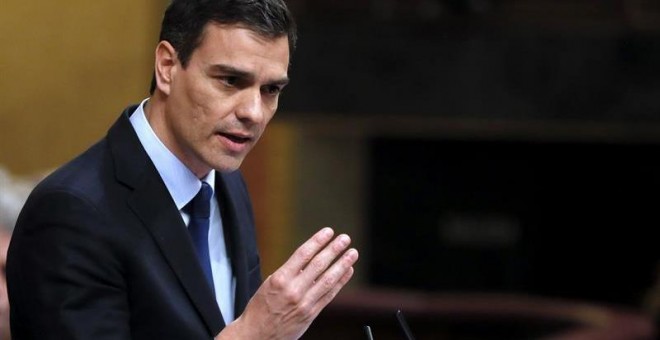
[278, 227, 334, 277]
[298, 234, 351, 287]
[307, 248, 358, 302]
[310, 265, 355, 317]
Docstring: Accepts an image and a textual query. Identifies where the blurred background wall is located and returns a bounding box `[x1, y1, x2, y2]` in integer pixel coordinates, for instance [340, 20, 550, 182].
[2, 0, 659, 337]
[272, 0, 660, 307]
[0, 0, 164, 174]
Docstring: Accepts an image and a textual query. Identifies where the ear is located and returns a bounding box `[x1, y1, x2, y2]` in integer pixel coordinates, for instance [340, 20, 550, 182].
[154, 41, 178, 96]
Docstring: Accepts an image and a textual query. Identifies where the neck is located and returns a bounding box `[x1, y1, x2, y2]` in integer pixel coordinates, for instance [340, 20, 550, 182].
[142, 92, 212, 179]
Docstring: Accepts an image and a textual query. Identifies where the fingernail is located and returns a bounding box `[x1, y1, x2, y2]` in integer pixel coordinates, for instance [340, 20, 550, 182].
[338, 234, 350, 246]
[321, 227, 333, 239]
[345, 248, 359, 260]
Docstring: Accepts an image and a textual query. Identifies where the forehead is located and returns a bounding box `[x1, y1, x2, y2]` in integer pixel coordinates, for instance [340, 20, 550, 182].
[192, 23, 290, 76]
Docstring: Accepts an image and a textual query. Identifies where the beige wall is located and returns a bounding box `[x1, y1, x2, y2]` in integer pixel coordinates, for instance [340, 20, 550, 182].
[0, 0, 165, 175]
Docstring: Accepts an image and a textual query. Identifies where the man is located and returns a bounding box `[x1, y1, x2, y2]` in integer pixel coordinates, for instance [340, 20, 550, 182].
[7, 0, 358, 339]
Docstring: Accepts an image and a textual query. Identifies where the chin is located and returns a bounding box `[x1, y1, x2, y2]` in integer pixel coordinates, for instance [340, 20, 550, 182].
[211, 157, 244, 173]
[215, 166, 240, 173]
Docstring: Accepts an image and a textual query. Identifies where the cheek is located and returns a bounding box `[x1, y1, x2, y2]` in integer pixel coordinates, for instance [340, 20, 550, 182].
[187, 112, 215, 143]
[262, 100, 278, 121]
[183, 90, 221, 128]
[177, 73, 217, 113]
[267, 98, 279, 115]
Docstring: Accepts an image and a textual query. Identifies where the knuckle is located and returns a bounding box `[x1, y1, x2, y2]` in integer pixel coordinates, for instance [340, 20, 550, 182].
[297, 245, 315, 264]
[283, 287, 302, 304]
[269, 272, 286, 290]
[297, 301, 313, 317]
[321, 275, 336, 290]
[307, 257, 325, 274]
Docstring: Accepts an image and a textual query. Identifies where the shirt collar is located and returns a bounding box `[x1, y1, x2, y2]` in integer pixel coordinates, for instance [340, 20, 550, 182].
[129, 98, 216, 210]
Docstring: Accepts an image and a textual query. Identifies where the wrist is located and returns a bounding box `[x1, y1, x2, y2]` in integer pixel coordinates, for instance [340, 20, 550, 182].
[215, 315, 258, 340]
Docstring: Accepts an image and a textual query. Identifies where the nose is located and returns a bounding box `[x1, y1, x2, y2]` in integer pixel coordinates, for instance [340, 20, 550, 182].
[235, 88, 264, 125]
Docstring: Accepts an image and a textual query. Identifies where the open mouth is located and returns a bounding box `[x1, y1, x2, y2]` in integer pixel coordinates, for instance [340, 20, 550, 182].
[218, 132, 250, 144]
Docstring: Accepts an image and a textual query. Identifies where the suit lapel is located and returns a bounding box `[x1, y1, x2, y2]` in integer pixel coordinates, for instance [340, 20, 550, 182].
[107, 109, 224, 334]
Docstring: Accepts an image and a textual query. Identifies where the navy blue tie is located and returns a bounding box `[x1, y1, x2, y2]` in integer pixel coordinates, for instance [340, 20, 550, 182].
[186, 181, 215, 295]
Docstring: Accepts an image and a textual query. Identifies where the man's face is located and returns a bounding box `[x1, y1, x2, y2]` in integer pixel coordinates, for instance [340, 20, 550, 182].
[153, 23, 290, 176]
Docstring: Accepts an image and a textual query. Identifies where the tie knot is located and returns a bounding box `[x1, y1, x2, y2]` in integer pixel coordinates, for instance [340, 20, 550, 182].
[187, 181, 213, 219]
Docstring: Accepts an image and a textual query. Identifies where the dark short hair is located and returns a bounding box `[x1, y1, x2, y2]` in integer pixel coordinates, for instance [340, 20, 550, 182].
[150, 0, 297, 94]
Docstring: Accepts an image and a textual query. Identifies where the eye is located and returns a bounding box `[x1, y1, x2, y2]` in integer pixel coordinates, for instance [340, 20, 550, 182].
[223, 76, 238, 86]
[217, 76, 238, 87]
[262, 85, 283, 96]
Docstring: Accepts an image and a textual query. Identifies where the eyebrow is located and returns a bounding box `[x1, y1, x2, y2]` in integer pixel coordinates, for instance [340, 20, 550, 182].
[210, 64, 289, 87]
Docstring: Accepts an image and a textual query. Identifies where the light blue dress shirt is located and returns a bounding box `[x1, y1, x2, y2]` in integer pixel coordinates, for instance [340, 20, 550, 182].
[129, 98, 236, 324]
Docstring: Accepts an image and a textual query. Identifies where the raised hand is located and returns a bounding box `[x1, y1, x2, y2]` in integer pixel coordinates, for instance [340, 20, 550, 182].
[218, 227, 358, 340]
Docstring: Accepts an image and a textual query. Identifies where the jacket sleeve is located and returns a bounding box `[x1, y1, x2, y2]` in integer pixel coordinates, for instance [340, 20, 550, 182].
[7, 190, 130, 339]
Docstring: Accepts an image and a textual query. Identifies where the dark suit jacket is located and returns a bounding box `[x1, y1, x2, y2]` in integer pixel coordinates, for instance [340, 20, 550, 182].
[7, 105, 262, 339]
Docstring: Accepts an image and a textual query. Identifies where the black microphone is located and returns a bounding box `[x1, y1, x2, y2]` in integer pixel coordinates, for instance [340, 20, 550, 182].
[363, 325, 374, 340]
[364, 309, 417, 340]
[396, 309, 416, 340]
